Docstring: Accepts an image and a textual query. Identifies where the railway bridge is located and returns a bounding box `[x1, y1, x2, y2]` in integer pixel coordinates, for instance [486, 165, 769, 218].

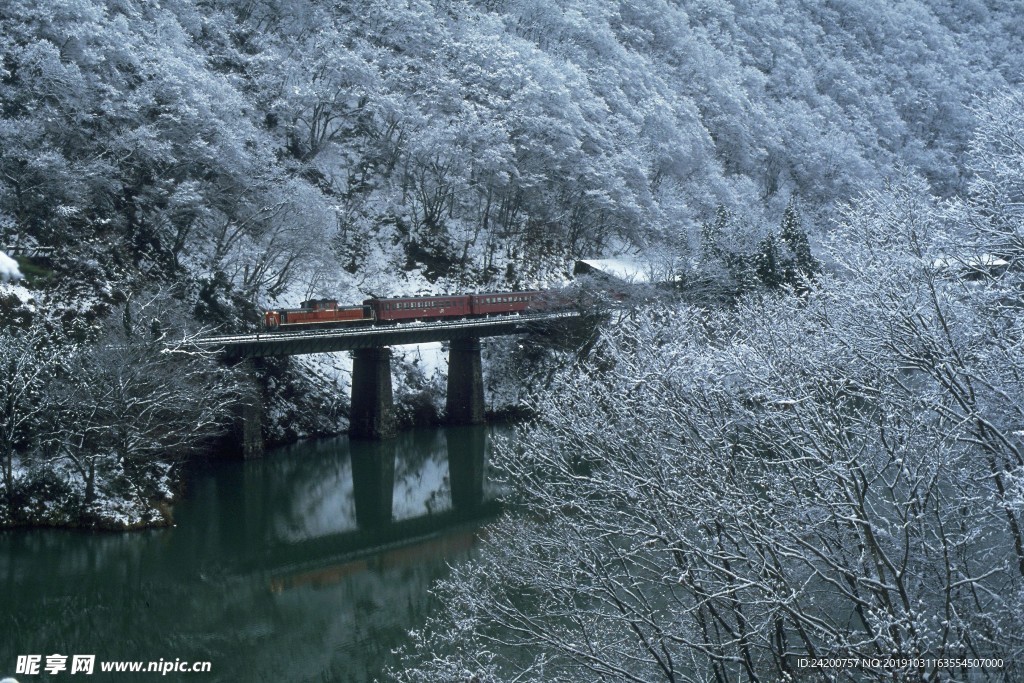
[193, 311, 581, 456]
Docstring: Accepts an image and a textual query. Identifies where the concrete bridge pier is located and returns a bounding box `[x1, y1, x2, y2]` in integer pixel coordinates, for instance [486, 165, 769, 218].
[350, 347, 397, 440]
[446, 337, 485, 425]
[230, 359, 264, 459]
[351, 439, 396, 527]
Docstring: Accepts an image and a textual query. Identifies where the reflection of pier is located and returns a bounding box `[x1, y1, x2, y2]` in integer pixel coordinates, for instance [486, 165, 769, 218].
[351, 425, 487, 527]
[218, 426, 496, 577]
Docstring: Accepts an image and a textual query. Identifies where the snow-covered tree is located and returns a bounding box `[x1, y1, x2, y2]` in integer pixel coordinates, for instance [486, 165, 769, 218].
[394, 172, 1024, 682]
[0, 318, 63, 513]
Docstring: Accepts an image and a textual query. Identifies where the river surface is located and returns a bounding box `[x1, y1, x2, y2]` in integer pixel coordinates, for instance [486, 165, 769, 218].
[0, 425, 503, 683]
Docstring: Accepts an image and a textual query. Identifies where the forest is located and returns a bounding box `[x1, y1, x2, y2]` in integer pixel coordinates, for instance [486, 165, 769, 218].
[2, 0, 1024, 677]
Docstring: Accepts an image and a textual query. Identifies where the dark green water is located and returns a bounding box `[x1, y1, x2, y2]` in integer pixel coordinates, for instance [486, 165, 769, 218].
[0, 425, 501, 682]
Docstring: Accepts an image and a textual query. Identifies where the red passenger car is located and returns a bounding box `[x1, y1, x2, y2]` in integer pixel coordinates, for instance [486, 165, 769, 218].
[364, 295, 472, 322]
[469, 291, 546, 316]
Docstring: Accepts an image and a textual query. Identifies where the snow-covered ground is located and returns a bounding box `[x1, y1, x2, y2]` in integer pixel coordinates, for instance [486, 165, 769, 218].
[0, 281, 34, 307]
[1, 454, 174, 530]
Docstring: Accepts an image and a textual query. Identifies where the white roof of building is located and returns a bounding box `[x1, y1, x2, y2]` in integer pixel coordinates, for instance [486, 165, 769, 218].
[577, 258, 653, 283]
[931, 253, 1009, 270]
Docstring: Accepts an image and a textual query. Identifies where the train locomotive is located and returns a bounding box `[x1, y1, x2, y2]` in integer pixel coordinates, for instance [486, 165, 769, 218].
[263, 291, 550, 329]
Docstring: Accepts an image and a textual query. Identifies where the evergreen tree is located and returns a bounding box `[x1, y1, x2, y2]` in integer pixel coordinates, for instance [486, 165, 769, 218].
[755, 231, 785, 289]
[699, 205, 731, 263]
[779, 199, 819, 284]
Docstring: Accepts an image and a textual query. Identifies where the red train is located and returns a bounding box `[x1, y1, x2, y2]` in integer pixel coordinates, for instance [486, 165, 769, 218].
[263, 291, 551, 329]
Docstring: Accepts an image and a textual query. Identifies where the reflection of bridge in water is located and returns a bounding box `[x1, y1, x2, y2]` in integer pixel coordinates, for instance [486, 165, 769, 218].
[218, 426, 499, 580]
[191, 311, 581, 454]
[0, 425, 501, 683]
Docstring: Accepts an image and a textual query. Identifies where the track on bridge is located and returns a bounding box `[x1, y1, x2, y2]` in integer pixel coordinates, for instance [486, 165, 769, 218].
[192, 310, 583, 358]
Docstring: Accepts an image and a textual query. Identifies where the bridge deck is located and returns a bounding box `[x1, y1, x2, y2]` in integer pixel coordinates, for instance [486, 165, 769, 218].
[194, 311, 581, 358]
